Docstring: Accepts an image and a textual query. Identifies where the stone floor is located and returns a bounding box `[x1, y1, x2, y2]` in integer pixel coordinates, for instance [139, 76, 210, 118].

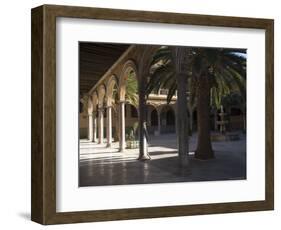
[79, 133, 246, 187]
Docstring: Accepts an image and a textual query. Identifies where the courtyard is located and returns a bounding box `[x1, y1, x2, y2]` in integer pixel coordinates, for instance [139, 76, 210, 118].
[78, 43, 247, 187]
[79, 132, 246, 186]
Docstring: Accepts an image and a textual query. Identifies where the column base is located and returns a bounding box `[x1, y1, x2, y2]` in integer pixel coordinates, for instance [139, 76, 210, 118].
[119, 141, 126, 152]
[119, 147, 125, 152]
[138, 154, 151, 161]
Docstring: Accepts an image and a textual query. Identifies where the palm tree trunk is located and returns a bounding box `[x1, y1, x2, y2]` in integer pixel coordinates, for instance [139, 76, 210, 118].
[138, 80, 151, 160]
[176, 73, 189, 167]
[195, 75, 214, 160]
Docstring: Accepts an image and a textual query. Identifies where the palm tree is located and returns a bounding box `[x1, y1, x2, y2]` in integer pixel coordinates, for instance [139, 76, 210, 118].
[147, 46, 246, 160]
[125, 71, 139, 107]
[111, 71, 139, 142]
[186, 77, 197, 134]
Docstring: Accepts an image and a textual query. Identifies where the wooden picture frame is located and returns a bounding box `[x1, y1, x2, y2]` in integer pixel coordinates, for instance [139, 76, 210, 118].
[31, 4, 274, 225]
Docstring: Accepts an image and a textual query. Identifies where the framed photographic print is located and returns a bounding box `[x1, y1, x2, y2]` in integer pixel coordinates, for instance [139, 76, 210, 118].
[31, 4, 274, 225]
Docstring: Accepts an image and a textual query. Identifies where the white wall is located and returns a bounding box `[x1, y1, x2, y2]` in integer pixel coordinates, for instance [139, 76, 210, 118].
[0, 0, 279, 229]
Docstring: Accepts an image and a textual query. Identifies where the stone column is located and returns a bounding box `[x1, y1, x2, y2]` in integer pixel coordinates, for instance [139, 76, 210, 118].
[88, 113, 93, 141]
[106, 106, 112, 147]
[98, 107, 104, 144]
[119, 101, 126, 151]
[171, 47, 190, 168]
[92, 111, 97, 142]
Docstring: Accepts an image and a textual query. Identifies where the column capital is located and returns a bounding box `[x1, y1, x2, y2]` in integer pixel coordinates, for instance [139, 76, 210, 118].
[106, 105, 112, 109]
[119, 100, 126, 104]
[98, 107, 104, 112]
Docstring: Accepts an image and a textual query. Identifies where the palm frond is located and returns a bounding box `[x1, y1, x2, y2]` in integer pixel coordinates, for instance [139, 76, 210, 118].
[167, 83, 177, 104]
[125, 71, 139, 107]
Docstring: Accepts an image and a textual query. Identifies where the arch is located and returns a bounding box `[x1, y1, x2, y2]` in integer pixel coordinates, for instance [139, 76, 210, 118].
[146, 104, 158, 125]
[159, 104, 175, 116]
[119, 60, 138, 101]
[97, 84, 106, 108]
[106, 75, 119, 107]
[150, 109, 158, 126]
[160, 105, 176, 133]
[166, 109, 175, 126]
[124, 103, 138, 118]
[130, 104, 138, 118]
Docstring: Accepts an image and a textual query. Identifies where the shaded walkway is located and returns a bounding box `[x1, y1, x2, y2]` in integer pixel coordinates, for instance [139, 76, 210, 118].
[79, 133, 246, 186]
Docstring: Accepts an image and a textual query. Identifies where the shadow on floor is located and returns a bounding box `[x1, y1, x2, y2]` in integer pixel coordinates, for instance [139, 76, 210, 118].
[79, 150, 246, 187]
